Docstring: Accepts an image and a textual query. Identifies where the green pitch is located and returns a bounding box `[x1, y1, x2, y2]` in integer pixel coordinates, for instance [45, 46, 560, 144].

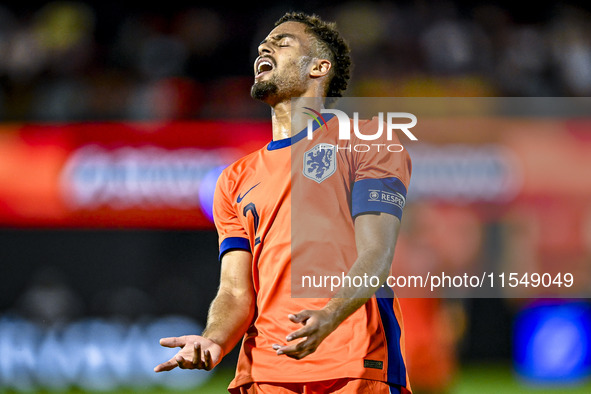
[1, 364, 590, 393]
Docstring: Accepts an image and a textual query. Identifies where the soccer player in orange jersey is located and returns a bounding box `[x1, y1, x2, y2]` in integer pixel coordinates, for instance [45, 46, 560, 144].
[154, 12, 412, 393]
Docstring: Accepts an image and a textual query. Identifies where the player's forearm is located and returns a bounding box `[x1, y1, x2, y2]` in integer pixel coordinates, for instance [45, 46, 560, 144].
[322, 213, 400, 328]
[202, 288, 255, 357]
[322, 246, 394, 327]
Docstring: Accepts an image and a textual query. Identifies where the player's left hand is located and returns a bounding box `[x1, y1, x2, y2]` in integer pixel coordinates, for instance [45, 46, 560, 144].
[154, 335, 223, 372]
[272, 309, 337, 360]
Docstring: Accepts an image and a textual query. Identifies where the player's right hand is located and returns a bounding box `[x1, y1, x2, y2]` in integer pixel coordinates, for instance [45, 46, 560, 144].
[154, 335, 223, 372]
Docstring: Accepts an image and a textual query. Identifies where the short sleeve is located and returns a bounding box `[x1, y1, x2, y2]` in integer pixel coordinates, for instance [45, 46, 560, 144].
[212, 170, 251, 260]
[350, 117, 412, 220]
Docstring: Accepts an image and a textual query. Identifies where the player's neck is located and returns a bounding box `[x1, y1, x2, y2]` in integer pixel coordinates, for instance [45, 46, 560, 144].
[270, 96, 324, 141]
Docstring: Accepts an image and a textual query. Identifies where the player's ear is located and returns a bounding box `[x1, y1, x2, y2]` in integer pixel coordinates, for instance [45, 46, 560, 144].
[309, 59, 331, 78]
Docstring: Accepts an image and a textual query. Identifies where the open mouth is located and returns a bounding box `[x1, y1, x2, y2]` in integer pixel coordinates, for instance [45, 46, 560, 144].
[255, 57, 274, 77]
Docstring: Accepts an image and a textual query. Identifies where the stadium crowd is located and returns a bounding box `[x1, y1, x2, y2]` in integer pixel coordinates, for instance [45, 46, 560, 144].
[0, 1, 589, 122]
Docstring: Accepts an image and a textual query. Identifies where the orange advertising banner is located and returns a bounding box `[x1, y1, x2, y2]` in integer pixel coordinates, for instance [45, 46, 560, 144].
[0, 116, 590, 229]
[0, 121, 270, 228]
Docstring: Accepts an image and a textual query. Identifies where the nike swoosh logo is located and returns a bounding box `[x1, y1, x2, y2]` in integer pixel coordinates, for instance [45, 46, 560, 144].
[237, 182, 261, 203]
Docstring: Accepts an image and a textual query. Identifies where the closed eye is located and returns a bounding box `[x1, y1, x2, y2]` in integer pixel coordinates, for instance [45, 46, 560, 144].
[277, 39, 291, 47]
[273, 34, 295, 47]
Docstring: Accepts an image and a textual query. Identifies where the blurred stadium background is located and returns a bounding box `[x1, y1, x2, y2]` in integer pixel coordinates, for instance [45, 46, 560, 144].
[0, 0, 590, 393]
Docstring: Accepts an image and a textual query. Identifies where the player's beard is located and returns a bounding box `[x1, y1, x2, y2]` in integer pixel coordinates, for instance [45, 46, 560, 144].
[251, 80, 279, 101]
[251, 57, 311, 103]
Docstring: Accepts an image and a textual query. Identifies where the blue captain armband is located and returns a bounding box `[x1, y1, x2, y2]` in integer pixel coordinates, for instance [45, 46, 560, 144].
[351, 177, 407, 220]
[219, 237, 251, 261]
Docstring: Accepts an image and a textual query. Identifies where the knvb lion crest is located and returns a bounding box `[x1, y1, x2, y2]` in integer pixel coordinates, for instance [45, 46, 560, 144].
[303, 143, 336, 183]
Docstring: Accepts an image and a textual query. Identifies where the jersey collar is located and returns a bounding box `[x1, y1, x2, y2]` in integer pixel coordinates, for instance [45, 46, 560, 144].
[267, 113, 335, 151]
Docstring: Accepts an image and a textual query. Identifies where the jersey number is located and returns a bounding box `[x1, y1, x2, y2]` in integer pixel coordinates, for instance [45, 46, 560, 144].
[243, 202, 261, 246]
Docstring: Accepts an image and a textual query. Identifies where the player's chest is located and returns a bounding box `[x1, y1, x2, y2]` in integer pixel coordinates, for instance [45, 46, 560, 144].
[232, 146, 353, 235]
[231, 154, 290, 235]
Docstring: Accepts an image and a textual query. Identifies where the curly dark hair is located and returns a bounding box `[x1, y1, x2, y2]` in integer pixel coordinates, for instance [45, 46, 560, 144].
[274, 12, 351, 98]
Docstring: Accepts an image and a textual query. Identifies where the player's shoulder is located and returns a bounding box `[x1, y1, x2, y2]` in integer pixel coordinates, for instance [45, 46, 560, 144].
[219, 144, 266, 184]
[355, 115, 386, 131]
[350, 115, 405, 145]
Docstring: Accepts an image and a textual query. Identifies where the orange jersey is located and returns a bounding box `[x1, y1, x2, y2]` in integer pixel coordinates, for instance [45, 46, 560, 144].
[213, 115, 412, 391]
